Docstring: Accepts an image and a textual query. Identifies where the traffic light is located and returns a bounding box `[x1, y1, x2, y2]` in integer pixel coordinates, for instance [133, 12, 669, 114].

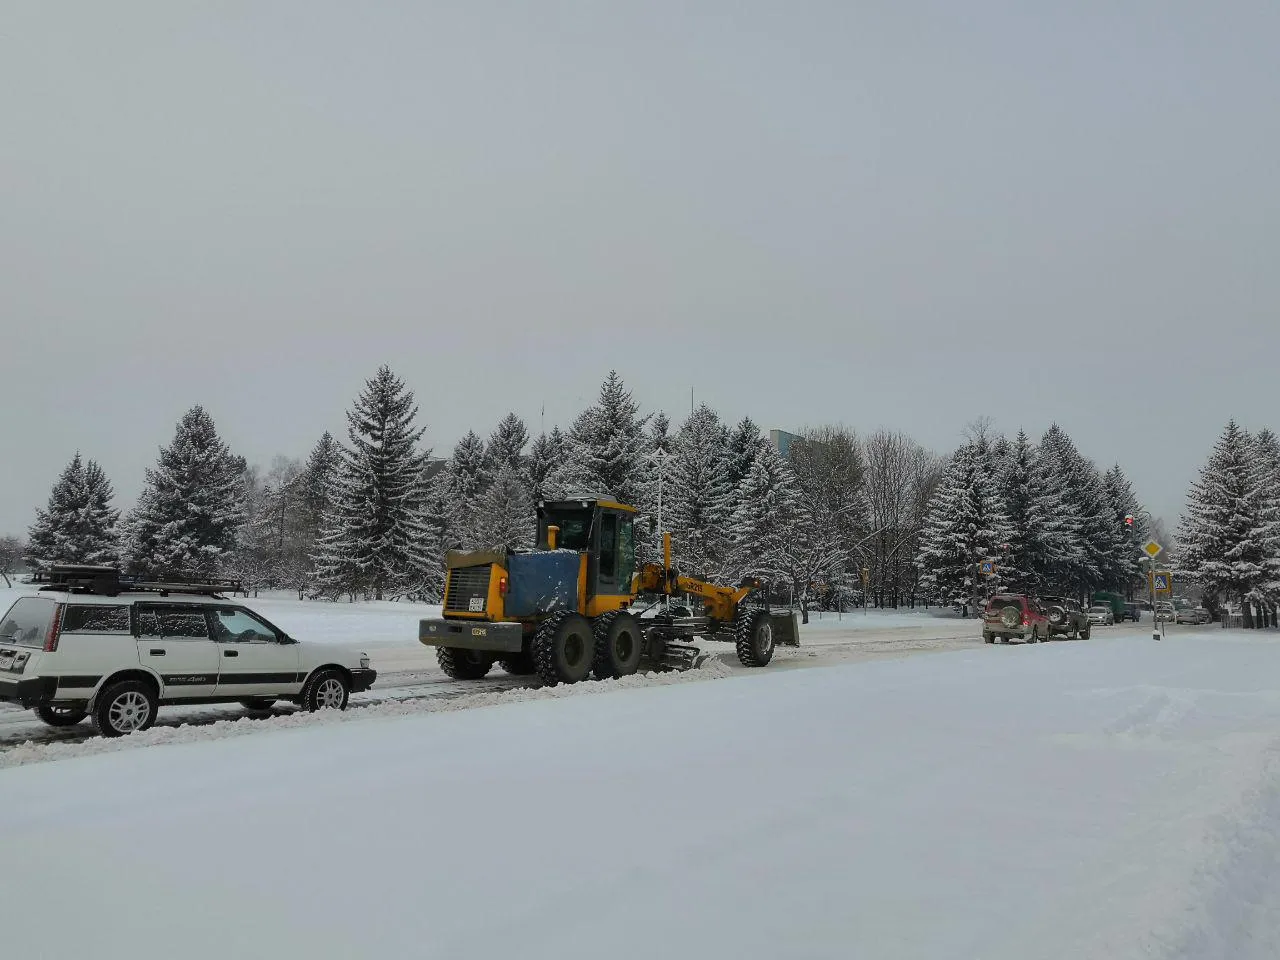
[1124, 514, 1134, 528]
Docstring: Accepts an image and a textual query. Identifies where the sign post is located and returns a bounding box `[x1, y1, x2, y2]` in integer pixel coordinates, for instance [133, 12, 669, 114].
[1143, 540, 1163, 640]
[861, 566, 869, 616]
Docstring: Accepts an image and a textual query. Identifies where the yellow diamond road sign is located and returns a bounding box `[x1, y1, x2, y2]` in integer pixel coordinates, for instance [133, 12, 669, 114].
[1142, 540, 1163, 559]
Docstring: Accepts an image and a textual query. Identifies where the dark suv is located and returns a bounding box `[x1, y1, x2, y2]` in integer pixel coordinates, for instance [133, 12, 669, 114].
[1040, 596, 1091, 640]
[982, 594, 1050, 644]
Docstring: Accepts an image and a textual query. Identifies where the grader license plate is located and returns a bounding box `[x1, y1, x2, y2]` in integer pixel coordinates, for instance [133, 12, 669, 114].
[468, 598, 484, 612]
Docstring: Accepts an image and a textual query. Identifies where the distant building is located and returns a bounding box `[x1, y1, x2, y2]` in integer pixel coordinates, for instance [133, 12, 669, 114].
[770, 429, 801, 460]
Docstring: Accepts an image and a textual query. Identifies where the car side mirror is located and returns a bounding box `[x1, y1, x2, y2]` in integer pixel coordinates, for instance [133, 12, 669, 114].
[278, 634, 297, 645]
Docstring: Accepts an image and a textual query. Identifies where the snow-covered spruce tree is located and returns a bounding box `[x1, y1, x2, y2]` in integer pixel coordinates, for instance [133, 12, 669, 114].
[1038, 425, 1108, 596]
[726, 442, 804, 587]
[526, 427, 566, 505]
[283, 432, 341, 597]
[485, 413, 529, 478]
[650, 410, 672, 458]
[665, 404, 734, 579]
[1252, 429, 1280, 621]
[313, 366, 432, 601]
[726, 416, 768, 498]
[547, 371, 652, 510]
[1177, 421, 1267, 625]
[996, 431, 1058, 594]
[409, 464, 452, 600]
[120, 406, 246, 577]
[477, 461, 536, 551]
[441, 431, 489, 549]
[1102, 464, 1147, 595]
[26, 453, 120, 567]
[916, 442, 1011, 615]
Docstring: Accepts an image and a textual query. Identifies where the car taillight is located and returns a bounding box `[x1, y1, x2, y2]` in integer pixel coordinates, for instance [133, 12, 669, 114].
[498, 576, 508, 596]
[44, 603, 64, 652]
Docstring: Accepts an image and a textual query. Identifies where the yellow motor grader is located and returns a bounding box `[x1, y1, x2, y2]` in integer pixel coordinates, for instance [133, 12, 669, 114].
[418, 498, 799, 685]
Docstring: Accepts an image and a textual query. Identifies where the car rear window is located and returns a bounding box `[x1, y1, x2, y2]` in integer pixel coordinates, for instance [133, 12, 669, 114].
[0, 597, 58, 648]
[62, 605, 131, 634]
[987, 595, 1024, 609]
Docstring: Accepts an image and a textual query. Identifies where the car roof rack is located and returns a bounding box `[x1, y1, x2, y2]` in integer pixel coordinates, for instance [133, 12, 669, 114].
[28, 564, 243, 598]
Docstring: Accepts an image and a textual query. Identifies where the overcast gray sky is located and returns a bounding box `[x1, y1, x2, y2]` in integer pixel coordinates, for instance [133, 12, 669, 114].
[3, 1, 1277, 536]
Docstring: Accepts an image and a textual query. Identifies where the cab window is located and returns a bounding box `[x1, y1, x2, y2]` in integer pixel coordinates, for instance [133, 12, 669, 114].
[618, 520, 635, 585]
[599, 513, 618, 579]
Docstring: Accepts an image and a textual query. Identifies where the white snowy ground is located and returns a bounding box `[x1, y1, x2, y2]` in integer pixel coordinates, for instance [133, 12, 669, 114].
[4, 630, 1280, 959]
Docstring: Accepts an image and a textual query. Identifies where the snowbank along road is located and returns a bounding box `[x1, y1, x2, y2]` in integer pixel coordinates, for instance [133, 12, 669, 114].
[3, 630, 1280, 959]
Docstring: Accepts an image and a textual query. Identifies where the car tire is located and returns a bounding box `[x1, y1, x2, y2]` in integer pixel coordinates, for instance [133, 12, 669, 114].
[35, 704, 87, 727]
[735, 608, 775, 667]
[436, 647, 494, 680]
[533, 612, 595, 686]
[239, 698, 277, 713]
[92, 679, 158, 737]
[592, 611, 644, 679]
[301, 669, 350, 711]
[983, 631, 994, 644]
[1081, 626, 1092, 640]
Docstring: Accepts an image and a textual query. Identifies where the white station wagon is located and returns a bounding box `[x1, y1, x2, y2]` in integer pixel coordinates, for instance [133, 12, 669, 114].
[0, 565, 375, 737]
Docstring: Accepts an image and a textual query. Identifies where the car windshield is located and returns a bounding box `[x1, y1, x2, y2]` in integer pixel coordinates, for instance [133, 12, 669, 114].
[1090, 606, 1109, 613]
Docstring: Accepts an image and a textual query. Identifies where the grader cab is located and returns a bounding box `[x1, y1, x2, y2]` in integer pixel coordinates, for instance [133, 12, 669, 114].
[418, 498, 799, 686]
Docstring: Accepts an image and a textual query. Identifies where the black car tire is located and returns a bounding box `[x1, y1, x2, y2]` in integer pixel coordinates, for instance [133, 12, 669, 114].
[36, 704, 88, 727]
[93, 680, 158, 738]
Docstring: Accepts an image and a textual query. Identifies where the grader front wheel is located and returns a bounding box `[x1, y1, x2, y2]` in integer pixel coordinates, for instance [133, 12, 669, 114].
[533, 612, 595, 686]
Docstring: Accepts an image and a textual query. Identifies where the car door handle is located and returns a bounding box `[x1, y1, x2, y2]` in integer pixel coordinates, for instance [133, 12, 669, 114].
[223, 650, 238, 657]
[149, 649, 166, 656]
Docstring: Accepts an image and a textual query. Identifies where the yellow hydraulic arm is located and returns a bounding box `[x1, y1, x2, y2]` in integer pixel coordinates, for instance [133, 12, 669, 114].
[634, 533, 756, 622]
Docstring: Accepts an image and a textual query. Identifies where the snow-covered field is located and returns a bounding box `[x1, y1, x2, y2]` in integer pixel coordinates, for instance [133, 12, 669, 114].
[5, 629, 1280, 958]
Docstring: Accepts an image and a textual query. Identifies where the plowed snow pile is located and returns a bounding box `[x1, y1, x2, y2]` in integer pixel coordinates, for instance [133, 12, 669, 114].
[4, 632, 1280, 959]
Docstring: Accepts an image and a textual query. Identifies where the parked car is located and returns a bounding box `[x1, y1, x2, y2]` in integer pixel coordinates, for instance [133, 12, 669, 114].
[1040, 596, 1091, 640]
[1175, 606, 1212, 625]
[982, 594, 1051, 644]
[1154, 602, 1176, 623]
[1086, 604, 1115, 626]
[0, 565, 376, 737]
[1118, 603, 1142, 623]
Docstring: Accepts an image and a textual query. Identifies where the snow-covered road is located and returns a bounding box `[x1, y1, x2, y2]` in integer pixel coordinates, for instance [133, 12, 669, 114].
[4, 629, 1280, 959]
[0, 609, 987, 750]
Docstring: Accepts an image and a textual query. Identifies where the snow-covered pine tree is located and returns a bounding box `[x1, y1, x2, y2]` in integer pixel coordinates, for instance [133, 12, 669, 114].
[1176, 420, 1267, 624]
[996, 431, 1055, 594]
[1252, 429, 1280, 617]
[665, 404, 734, 579]
[1102, 464, 1146, 594]
[916, 442, 1011, 615]
[526, 427, 566, 504]
[120, 406, 246, 577]
[477, 461, 536, 551]
[1037, 425, 1101, 595]
[547, 371, 652, 510]
[650, 411, 672, 457]
[442, 431, 489, 549]
[26, 453, 121, 567]
[313, 366, 432, 600]
[725, 442, 804, 586]
[726, 417, 768, 495]
[485, 413, 529, 478]
[286, 432, 341, 597]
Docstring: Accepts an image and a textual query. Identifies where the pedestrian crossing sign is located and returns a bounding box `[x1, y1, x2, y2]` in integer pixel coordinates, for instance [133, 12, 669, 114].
[1152, 572, 1171, 593]
[980, 561, 996, 575]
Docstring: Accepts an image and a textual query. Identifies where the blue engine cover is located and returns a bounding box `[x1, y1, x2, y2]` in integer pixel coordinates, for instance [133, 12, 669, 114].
[505, 551, 580, 617]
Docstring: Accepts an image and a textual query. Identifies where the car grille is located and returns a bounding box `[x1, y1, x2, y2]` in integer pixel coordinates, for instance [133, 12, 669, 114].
[444, 566, 491, 614]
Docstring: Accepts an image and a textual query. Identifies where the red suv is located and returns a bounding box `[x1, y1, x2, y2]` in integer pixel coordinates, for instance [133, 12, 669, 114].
[982, 594, 1050, 644]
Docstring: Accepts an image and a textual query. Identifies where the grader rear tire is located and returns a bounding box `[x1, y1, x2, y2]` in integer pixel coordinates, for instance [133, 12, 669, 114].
[533, 612, 595, 686]
[592, 611, 643, 679]
[734, 609, 775, 667]
[436, 647, 494, 680]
